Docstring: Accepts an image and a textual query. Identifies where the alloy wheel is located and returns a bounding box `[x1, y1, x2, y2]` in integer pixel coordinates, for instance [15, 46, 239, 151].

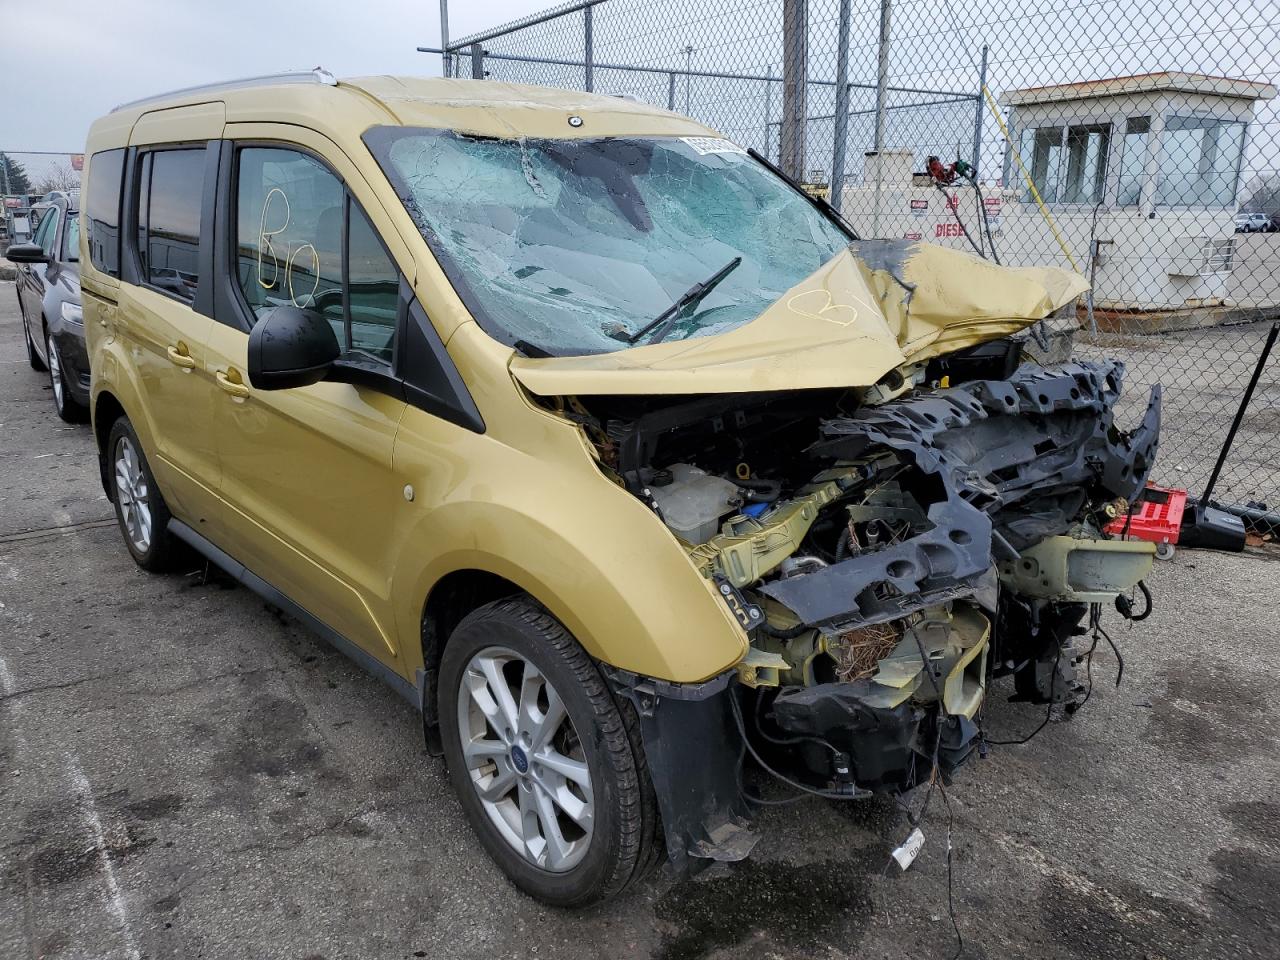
[47, 334, 64, 412]
[455, 646, 594, 872]
[114, 435, 152, 553]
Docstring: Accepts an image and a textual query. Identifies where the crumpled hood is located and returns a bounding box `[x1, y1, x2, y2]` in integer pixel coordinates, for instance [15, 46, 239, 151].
[509, 239, 1088, 396]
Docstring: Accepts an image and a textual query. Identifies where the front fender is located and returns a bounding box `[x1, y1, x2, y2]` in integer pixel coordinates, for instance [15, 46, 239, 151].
[390, 414, 750, 684]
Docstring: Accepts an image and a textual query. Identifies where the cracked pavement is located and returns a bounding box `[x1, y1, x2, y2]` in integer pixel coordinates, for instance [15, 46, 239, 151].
[1, 282, 1279, 959]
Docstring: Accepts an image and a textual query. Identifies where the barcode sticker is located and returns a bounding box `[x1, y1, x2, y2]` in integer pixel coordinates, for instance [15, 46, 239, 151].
[680, 136, 748, 156]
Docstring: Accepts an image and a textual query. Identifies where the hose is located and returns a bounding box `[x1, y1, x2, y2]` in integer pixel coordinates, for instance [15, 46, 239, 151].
[936, 183, 985, 260]
[760, 619, 809, 640]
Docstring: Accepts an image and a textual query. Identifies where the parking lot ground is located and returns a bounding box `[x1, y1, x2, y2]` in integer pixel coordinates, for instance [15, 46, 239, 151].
[1, 281, 1279, 960]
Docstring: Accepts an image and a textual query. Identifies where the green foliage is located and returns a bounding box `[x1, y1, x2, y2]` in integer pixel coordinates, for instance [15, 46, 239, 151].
[0, 154, 33, 196]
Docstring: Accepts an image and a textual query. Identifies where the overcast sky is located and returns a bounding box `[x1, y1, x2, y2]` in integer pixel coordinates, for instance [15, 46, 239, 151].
[3, 0, 1273, 191]
[1, 0, 548, 156]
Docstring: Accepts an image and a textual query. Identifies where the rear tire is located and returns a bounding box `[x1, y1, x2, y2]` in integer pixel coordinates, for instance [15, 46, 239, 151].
[47, 331, 88, 423]
[107, 417, 178, 572]
[438, 596, 662, 906]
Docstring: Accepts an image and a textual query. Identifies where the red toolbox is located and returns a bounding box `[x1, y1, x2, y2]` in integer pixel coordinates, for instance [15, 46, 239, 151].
[1104, 483, 1187, 551]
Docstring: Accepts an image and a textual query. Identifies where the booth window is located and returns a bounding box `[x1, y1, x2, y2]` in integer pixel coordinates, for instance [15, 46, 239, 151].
[1116, 117, 1150, 207]
[1157, 115, 1245, 207]
[1020, 125, 1065, 203]
[1062, 124, 1111, 204]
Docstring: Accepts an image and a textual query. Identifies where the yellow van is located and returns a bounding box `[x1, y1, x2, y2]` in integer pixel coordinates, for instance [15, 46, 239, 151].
[80, 71, 1160, 905]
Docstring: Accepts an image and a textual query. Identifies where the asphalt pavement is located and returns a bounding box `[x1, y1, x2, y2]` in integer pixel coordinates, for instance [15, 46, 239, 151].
[1, 282, 1278, 960]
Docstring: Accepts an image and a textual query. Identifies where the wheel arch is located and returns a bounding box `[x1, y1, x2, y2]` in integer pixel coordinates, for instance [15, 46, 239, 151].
[418, 568, 525, 755]
[93, 390, 128, 498]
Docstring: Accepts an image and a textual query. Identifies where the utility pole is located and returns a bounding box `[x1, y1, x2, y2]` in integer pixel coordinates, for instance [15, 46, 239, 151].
[780, 0, 808, 180]
[871, 0, 891, 236]
[438, 0, 450, 77]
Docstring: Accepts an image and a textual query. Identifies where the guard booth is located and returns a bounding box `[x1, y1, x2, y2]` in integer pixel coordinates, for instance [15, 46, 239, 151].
[841, 73, 1276, 317]
[1000, 72, 1275, 312]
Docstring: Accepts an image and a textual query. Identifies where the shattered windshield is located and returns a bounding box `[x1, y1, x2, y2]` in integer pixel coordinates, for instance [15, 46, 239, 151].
[363, 128, 850, 355]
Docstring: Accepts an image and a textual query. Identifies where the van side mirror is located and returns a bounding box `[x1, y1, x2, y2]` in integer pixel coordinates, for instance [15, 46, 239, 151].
[247, 304, 341, 390]
[5, 242, 48, 264]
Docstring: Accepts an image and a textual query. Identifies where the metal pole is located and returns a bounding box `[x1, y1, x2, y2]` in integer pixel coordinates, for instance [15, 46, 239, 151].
[1200, 321, 1280, 505]
[780, 0, 808, 179]
[584, 5, 594, 92]
[830, 0, 852, 213]
[415, 46, 973, 96]
[682, 46, 694, 113]
[438, 0, 450, 77]
[971, 43, 988, 171]
[667, 72, 676, 110]
[764, 72, 774, 161]
[871, 0, 891, 236]
[471, 43, 484, 80]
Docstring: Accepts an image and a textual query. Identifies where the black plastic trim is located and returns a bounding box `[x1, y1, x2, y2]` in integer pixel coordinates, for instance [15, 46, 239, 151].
[399, 292, 485, 433]
[211, 139, 247, 332]
[192, 140, 221, 320]
[169, 518, 420, 708]
[120, 147, 142, 288]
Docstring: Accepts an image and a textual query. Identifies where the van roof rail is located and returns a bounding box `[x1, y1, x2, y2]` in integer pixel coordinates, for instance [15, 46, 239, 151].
[111, 67, 338, 113]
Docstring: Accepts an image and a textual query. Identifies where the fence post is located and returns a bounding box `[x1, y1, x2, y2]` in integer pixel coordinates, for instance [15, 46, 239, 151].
[438, 0, 450, 77]
[971, 43, 988, 172]
[830, 0, 852, 212]
[871, 0, 891, 236]
[764, 74, 774, 161]
[781, 0, 808, 179]
[667, 72, 676, 110]
[584, 5, 594, 92]
[470, 43, 485, 80]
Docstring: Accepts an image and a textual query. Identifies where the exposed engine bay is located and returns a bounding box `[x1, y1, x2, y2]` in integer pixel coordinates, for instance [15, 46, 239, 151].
[553, 335, 1161, 865]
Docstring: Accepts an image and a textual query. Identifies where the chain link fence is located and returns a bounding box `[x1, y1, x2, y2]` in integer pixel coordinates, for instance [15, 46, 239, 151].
[425, 0, 1279, 535]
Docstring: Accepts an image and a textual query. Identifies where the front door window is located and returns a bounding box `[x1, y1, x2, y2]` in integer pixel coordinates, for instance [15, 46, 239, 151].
[234, 146, 399, 364]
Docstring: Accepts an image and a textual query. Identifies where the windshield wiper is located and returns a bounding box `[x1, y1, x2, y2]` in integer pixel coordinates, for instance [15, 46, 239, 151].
[619, 256, 743, 345]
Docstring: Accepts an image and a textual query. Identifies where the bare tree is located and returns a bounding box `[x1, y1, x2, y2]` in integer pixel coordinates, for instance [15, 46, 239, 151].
[34, 161, 81, 195]
[1241, 173, 1280, 218]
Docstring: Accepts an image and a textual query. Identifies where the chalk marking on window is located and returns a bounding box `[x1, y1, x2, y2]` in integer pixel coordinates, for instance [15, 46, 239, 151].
[287, 243, 320, 308]
[257, 187, 291, 291]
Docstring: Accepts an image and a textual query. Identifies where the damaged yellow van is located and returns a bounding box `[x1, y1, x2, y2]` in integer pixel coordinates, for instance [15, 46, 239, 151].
[80, 72, 1161, 906]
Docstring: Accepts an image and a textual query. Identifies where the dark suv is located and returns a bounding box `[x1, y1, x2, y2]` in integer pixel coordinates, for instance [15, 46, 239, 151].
[9, 195, 89, 421]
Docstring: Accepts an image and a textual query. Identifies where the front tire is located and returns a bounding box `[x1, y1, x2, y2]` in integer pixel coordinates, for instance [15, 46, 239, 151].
[47, 331, 87, 423]
[438, 596, 661, 906]
[107, 417, 178, 572]
[22, 306, 46, 372]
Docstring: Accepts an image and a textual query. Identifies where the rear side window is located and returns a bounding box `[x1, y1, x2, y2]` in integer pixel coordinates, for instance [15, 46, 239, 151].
[85, 148, 124, 277]
[136, 148, 205, 301]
